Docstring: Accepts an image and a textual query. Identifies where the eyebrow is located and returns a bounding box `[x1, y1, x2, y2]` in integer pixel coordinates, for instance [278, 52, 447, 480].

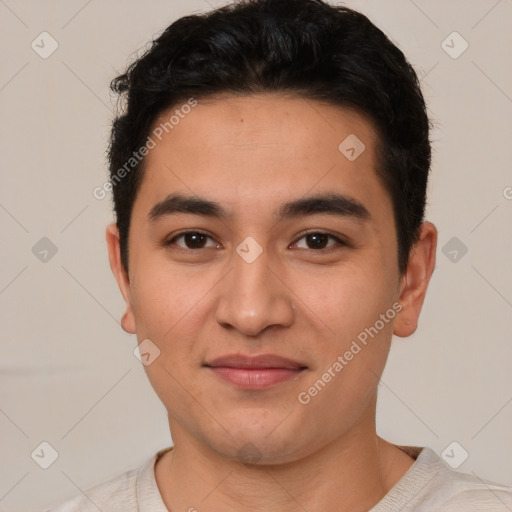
[147, 192, 370, 223]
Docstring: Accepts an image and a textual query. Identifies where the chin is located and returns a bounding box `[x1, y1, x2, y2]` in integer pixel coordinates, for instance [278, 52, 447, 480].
[205, 421, 312, 466]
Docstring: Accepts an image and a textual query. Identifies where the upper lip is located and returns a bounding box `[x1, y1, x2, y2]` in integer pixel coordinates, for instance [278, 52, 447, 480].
[204, 354, 307, 370]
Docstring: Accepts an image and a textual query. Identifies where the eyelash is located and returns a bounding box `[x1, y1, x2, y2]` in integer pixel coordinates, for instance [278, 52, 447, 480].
[164, 230, 347, 252]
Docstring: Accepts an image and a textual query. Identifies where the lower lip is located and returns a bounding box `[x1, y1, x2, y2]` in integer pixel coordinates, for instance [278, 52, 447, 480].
[207, 367, 305, 389]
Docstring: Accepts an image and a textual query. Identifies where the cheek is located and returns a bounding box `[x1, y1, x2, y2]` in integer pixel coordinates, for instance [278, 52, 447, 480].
[129, 255, 208, 335]
[292, 261, 395, 339]
[132, 271, 209, 412]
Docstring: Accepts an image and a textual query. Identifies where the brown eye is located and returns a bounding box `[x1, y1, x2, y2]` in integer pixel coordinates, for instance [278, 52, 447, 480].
[166, 231, 218, 249]
[294, 232, 343, 250]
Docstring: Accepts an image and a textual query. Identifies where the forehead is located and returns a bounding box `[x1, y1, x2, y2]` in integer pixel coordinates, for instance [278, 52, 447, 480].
[151, 92, 378, 158]
[134, 93, 389, 220]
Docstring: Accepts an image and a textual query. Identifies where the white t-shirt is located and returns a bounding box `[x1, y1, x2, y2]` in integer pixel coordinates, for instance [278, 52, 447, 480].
[44, 445, 512, 511]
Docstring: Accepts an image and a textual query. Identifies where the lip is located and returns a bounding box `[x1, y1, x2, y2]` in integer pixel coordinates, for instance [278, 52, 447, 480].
[204, 353, 306, 370]
[204, 354, 307, 390]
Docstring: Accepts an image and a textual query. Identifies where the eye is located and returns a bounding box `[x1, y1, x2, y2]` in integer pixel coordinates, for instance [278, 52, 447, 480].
[164, 231, 346, 251]
[165, 231, 219, 250]
[293, 232, 345, 250]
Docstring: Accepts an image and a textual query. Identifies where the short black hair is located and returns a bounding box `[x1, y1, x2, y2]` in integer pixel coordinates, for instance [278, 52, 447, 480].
[108, 0, 431, 275]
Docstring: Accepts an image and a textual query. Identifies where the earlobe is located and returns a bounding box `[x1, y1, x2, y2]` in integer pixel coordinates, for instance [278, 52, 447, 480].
[121, 310, 136, 334]
[393, 222, 437, 338]
[105, 223, 137, 335]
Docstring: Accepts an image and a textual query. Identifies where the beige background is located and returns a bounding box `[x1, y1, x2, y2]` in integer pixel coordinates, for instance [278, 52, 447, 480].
[1, 1, 511, 510]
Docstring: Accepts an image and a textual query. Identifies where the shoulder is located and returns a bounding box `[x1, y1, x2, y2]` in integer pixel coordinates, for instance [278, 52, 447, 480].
[41, 465, 140, 512]
[409, 447, 512, 511]
[432, 471, 512, 511]
[374, 446, 512, 512]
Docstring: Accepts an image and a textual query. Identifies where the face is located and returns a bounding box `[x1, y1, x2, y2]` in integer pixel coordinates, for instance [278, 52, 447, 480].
[107, 93, 431, 464]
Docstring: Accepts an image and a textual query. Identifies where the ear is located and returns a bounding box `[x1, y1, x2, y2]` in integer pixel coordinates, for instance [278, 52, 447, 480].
[394, 221, 437, 337]
[106, 223, 136, 334]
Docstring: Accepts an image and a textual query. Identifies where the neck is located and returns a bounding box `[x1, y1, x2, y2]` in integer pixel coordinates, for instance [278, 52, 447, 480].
[155, 398, 414, 512]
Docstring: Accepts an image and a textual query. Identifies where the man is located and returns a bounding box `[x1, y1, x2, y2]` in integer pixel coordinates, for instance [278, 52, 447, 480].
[47, 0, 512, 510]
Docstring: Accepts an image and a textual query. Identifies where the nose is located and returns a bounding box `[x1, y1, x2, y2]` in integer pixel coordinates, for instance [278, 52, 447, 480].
[214, 247, 295, 337]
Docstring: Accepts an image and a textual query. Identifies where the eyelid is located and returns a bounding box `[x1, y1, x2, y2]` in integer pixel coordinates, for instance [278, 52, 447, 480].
[164, 229, 349, 251]
[291, 230, 348, 250]
[165, 230, 220, 248]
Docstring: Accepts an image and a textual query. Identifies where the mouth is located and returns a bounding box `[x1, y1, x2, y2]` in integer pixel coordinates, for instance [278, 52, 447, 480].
[203, 353, 308, 390]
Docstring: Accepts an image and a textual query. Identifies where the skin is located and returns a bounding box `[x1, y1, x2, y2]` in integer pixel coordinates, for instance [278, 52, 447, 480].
[106, 93, 437, 512]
